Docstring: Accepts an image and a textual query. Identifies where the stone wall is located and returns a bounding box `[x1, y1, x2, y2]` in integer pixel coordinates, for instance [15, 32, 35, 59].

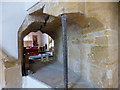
[0, 48, 22, 89]
[118, 3, 120, 88]
[15, 1, 118, 88]
[54, 2, 118, 88]
[0, 48, 5, 89]
[86, 2, 118, 88]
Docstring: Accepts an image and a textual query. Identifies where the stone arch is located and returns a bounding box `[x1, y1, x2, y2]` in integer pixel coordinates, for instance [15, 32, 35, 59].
[18, 13, 89, 77]
[0, 2, 117, 88]
[18, 1, 88, 69]
[18, 2, 109, 83]
[18, 15, 56, 75]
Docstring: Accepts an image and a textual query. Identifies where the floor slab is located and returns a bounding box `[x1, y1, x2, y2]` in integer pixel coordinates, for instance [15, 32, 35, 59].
[22, 76, 51, 88]
[29, 60, 93, 88]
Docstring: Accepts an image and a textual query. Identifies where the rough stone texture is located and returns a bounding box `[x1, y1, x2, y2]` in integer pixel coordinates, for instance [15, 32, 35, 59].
[86, 3, 118, 88]
[86, 2, 118, 30]
[29, 60, 93, 88]
[0, 48, 22, 89]
[27, 2, 45, 15]
[0, 49, 5, 89]
[43, 2, 85, 16]
[53, 3, 118, 88]
[17, 2, 118, 88]
[118, 3, 120, 88]
[118, 3, 120, 67]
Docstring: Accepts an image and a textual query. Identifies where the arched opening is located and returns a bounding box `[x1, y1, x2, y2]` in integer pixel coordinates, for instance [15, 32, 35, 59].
[17, 13, 94, 88]
[22, 31, 55, 76]
[1, 2, 118, 89]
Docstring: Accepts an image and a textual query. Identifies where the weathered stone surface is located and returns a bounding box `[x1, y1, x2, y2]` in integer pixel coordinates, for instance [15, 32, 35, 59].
[0, 48, 22, 89]
[18, 15, 45, 38]
[5, 65, 22, 88]
[80, 29, 92, 35]
[95, 36, 109, 45]
[86, 2, 118, 30]
[82, 38, 94, 44]
[88, 46, 110, 65]
[17, 2, 118, 88]
[44, 2, 85, 16]
[118, 4, 120, 74]
[27, 2, 45, 15]
[89, 65, 111, 88]
[54, 20, 118, 88]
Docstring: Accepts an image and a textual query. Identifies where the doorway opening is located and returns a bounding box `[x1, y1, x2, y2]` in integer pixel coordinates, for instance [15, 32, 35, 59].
[22, 31, 54, 76]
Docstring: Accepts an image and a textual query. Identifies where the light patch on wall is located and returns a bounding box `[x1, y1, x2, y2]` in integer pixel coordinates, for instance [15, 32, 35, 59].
[106, 70, 112, 79]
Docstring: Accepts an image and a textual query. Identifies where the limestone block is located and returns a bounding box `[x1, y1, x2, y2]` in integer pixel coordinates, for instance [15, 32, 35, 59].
[27, 2, 45, 15]
[88, 45, 118, 66]
[86, 2, 118, 30]
[18, 15, 45, 38]
[104, 30, 113, 35]
[67, 23, 82, 36]
[0, 60, 5, 89]
[71, 39, 81, 45]
[79, 46, 88, 60]
[80, 34, 92, 39]
[95, 36, 109, 45]
[67, 14, 87, 28]
[108, 45, 118, 65]
[68, 46, 80, 62]
[91, 30, 118, 45]
[43, 2, 85, 16]
[20, 2, 118, 88]
[0, 48, 22, 88]
[80, 29, 92, 35]
[41, 16, 61, 34]
[86, 17, 104, 32]
[88, 46, 109, 65]
[80, 59, 91, 78]
[108, 34, 118, 46]
[82, 38, 94, 44]
[5, 64, 22, 88]
[89, 65, 110, 88]
[0, 60, 22, 88]
[112, 67, 118, 87]
[89, 64, 118, 88]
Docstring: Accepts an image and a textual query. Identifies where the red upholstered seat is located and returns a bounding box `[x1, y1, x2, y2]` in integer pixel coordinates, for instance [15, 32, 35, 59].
[26, 46, 39, 56]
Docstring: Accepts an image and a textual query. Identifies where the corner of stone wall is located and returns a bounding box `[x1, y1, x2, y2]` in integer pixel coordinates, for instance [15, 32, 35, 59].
[0, 49, 22, 88]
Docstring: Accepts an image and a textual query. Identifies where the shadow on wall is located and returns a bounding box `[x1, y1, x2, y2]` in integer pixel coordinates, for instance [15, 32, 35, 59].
[86, 17, 104, 30]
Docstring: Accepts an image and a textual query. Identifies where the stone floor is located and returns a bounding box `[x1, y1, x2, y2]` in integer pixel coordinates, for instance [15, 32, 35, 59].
[22, 76, 51, 88]
[28, 60, 94, 88]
